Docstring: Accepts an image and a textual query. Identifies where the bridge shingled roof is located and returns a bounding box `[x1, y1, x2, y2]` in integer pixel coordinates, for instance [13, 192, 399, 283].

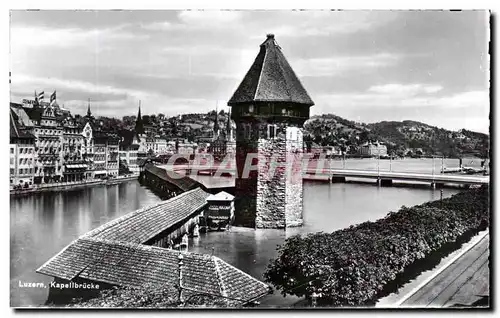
[36, 187, 271, 305]
[37, 237, 270, 304]
[144, 163, 201, 192]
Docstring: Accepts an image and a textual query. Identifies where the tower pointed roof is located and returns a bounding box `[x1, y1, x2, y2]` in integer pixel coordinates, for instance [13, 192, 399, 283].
[228, 34, 314, 107]
[87, 98, 92, 117]
[226, 109, 232, 135]
[135, 101, 144, 135]
[214, 104, 219, 136]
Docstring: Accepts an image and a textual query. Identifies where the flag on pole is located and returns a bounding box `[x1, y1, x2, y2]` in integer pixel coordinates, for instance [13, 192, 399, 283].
[38, 91, 44, 102]
[34, 90, 39, 106]
[50, 90, 56, 105]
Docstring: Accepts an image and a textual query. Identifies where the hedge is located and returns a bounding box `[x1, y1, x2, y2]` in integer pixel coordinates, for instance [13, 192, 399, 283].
[264, 185, 490, 306]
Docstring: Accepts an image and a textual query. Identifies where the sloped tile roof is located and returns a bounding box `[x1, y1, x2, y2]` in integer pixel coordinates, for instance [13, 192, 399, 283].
[207, 191, 234, 202]
[214, 258, 271, 302]
[83, 188, 210, 244]
[37, 229, 270, 304]
[144, 163, 201, 192]
[228, 34, 314, 106]
[23, 106, 44, 124]
[10, 108, 35, 140]
[35, 176, 271, 305]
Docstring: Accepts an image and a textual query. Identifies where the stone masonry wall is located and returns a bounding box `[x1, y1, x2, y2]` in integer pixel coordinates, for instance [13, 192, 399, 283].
[234, 117, 306, 229]
[285, 127, 304, 227]
[256, 137, 287, 228]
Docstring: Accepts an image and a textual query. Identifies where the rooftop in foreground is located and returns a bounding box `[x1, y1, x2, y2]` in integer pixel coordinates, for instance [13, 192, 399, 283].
[37, 237, 271, 304]
[36, 187, 271, 305]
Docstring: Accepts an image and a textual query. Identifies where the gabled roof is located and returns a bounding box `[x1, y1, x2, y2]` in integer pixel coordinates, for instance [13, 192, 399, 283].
[36, 186, 271, 305]
[36, 237, 270, 304]
[207, 191, 234, 202]
[23, 106, 44, 124]
[83, 188, 210, 244]
[228, 34, 314, 106]
[144, 163, 201, 192]
[10, 108, 34, 140]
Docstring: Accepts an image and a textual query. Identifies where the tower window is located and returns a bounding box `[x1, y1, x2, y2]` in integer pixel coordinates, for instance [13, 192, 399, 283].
[268, 124, 277, 139]
[244, 124, 252, 139]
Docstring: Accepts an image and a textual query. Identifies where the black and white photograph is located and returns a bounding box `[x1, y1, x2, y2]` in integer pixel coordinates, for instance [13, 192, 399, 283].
[8, 8, 491, 309]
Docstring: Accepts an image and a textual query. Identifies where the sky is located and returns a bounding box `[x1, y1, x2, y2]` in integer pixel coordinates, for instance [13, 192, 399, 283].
[9, 10, 490, 133]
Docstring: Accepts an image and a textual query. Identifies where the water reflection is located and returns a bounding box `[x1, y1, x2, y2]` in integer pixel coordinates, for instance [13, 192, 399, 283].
[10, 177, 460, 307]
[10, 181, 163, 307]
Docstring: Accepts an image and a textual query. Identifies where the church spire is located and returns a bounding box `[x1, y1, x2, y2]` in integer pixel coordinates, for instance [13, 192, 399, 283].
[226, 108, 232, 139]
[87, 98, 92, 117]
[214, 101, 219, 137]
[135, 100, 144, 135]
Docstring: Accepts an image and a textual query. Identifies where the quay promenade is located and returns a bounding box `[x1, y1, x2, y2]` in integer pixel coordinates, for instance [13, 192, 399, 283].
[10, 174, 139, 197]
[397, 231, 490, 308]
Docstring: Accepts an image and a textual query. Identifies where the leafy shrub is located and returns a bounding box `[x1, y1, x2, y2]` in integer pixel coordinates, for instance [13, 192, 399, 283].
[264, 185, 490, 306]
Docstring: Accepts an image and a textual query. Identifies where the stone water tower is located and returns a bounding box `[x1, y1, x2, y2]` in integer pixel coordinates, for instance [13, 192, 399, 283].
[228, 34, 314, 229]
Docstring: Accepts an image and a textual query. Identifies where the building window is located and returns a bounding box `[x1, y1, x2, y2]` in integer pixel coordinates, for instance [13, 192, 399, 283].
[10, 169, 14, 175]
[268, 125, 277, 139]
[10, 148, 14, 154]
[248, 104, 254, 113]
[10, 158, 13, 165]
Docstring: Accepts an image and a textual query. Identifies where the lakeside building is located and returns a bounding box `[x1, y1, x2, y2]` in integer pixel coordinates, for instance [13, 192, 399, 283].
[10, 109, 36, 187]
[26, 105, 65, 183]
[81, 120, 95, 180]
[9, 97, 129, 187]
[62, 117, 87, 182]
[178, 141, 198, 155]
[92, 132, 120, 178]
[119, 144, 140, 173]
[359, 141, 388, 157]
[106, 135, 120, 177]
[154, 136, 168, 154]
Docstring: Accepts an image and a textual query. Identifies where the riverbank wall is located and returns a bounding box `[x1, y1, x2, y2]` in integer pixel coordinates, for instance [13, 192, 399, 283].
[10, 174, 139, 197]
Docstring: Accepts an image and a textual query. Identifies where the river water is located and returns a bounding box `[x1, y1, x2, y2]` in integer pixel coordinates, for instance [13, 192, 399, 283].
[10, 158, 466, 307]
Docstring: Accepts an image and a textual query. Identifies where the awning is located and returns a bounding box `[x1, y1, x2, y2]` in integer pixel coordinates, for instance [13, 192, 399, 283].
[65, 164, 88, 169]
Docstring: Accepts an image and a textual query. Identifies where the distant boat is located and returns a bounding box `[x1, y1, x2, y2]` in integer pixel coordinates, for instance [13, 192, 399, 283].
[461, 166, 485, 175]
[441, 167, 462, 174]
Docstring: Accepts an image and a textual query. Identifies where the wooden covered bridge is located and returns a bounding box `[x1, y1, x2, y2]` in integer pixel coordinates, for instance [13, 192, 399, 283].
[37, 188, 271, 306]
